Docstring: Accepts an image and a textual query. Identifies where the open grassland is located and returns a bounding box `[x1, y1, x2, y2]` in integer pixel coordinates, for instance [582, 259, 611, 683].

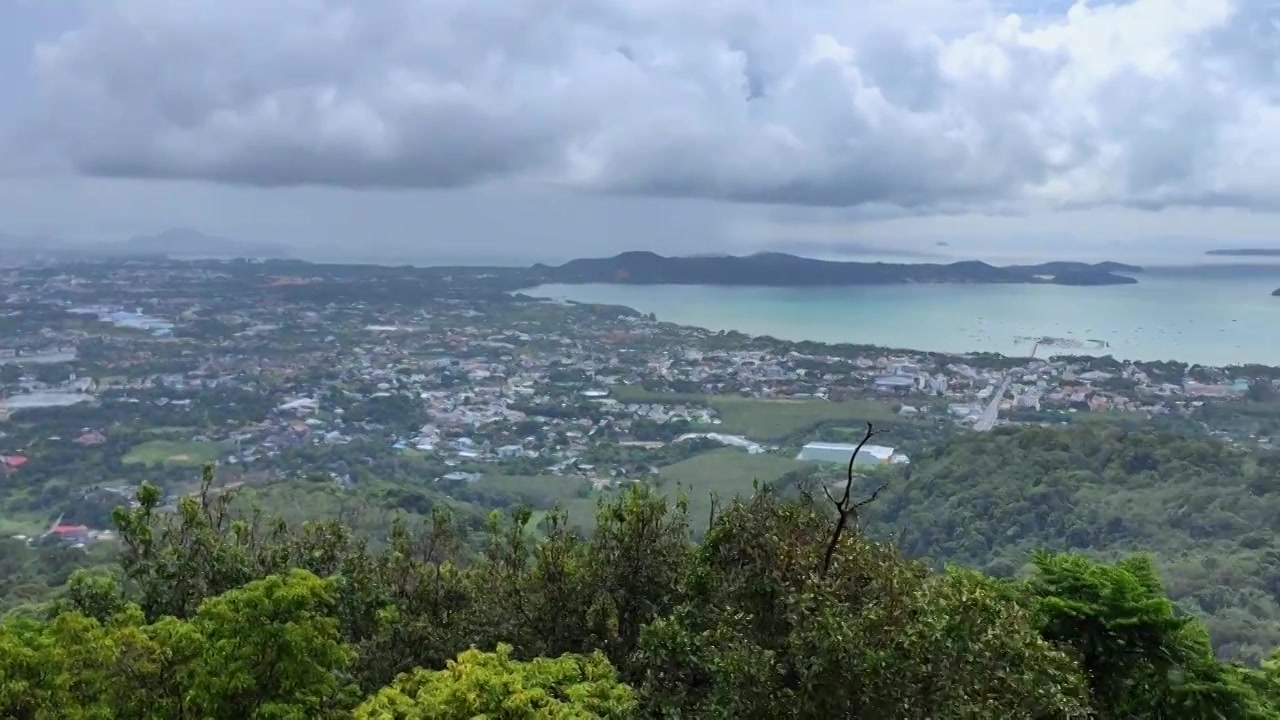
[122, 440, 222, 466]
[468, 474, 591, 508]
[142, 426, 200, 435]
[228, 478, 497, 541]
[472, 449, 810, 536]
[656, 447, 808, 531]
[608, 385, 897, 440]
[607, 387, 709, 404]
[0, 514, 50, 537]
[709, 396, 896, 440]
[469, 474, 602, 532]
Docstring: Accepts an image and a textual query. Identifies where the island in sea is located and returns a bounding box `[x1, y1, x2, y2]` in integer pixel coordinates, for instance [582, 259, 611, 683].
[528, 251, 1142, 288]
[1273, 287, 1280, 297]
[1207, 248, 1280, 257]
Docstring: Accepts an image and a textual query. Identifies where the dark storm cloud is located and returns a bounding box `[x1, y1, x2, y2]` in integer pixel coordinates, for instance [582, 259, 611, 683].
[13, 0, 1279, 211]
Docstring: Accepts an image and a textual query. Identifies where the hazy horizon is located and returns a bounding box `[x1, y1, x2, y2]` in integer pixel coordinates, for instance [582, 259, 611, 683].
[8, 224, 1280, 269]
[5, 2, 1280, 262]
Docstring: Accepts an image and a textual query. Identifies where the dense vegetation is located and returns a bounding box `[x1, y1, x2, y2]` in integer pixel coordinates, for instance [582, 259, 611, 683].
[537, 251, 1142, 287]
[850, 424, 1280, 663]
[4, 458, 1280, 719]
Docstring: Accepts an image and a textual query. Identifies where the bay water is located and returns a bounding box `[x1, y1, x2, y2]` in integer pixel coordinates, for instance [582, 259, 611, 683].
[525, 273, 1280, 367]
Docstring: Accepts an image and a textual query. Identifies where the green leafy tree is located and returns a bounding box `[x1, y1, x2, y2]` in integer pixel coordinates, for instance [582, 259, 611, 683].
[183, 569, 358, 719]
[631, 490, 1092, 718]
[9, 442, 1280, 719]
[1029, 552, 1264, 718]
[0, 606, 180, 719]
[354, 644, 635, 719]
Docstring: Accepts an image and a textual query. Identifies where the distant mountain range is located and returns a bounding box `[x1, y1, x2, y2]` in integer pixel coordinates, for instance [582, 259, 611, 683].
[0, 228, 291, 261]
[532, 251, 1142, 287]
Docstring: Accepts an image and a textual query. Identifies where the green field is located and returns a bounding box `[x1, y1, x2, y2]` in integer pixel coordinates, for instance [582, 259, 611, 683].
[229, 478, 495, 540]
[609, 386, 896, 440]
[142, 426, 200, 435]
[468, 474, 591, 508]
[515, 506, 608, 536]
[656, 447, 807, 531]
[0, 514, 50, 537]
[122, 440, 223, 466]
[524, 509, 549, 536]
[468, 474, 602, 530]
[608, 387, 708, 404]
[542, 498, 603, 532]
[475, 449, 810, 536]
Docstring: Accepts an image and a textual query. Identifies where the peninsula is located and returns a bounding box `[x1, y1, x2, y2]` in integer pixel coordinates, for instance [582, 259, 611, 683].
[530, 251, 1141, 288]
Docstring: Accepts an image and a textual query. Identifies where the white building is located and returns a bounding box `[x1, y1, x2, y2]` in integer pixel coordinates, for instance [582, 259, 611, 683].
[675, 432, 765, 454]
[795, 442, 908, 466]
[278, 397, 318, 413]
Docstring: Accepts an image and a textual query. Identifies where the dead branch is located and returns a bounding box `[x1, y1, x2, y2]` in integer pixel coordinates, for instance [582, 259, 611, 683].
[818, 422, 880, 579]
[797, 477, 817, 507]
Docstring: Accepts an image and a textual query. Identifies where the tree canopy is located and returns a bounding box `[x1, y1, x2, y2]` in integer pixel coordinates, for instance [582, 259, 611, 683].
[856, 423, 1280, 662]
[1, 451, 1278, 719]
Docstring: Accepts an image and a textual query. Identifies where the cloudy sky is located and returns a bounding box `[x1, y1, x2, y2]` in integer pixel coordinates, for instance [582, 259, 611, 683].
[2, 0, 1280, 264]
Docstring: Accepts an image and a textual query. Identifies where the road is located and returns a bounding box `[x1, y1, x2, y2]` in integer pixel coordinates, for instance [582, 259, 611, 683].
[974, 374, 1012, 432]
[973, 339, 1038, 432]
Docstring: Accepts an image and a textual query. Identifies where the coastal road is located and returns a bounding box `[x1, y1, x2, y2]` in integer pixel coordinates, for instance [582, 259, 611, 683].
[973, 339, 1037, 432]
[974, 374, 1012, 432]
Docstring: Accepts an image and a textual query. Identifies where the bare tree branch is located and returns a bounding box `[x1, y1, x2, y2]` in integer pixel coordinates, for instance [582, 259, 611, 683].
[854, 479, 891, 510]
[819, 422, 880, 579]
[796, 474, 818, 507]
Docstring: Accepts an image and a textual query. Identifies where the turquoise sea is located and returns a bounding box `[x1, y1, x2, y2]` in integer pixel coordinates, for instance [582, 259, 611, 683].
[525, 273, 1280, 367]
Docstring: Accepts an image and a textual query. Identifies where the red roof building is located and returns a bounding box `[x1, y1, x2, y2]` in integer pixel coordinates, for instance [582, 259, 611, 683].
[74, 430, 107, 446]
[1, 455, 28, 471]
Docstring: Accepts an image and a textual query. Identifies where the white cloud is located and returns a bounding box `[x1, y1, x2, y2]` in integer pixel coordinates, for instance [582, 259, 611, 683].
[15, 0, 1280, 211]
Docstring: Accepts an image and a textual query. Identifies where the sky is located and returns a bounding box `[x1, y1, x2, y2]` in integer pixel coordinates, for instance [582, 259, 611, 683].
[2, 0, 1280, 265]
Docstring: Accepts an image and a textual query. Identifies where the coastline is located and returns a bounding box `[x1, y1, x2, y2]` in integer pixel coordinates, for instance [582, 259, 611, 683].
[520, 277, 1280, 368]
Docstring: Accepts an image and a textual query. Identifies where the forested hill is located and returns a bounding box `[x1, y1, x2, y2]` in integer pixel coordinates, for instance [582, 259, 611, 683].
[4, 457, 1280, 717]
[859, 423, 1280, 662]
[530, 251, 1142, 287]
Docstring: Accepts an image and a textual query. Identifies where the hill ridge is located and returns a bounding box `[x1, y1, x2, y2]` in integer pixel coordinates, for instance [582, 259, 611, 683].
[537, 251, 1142, 287]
